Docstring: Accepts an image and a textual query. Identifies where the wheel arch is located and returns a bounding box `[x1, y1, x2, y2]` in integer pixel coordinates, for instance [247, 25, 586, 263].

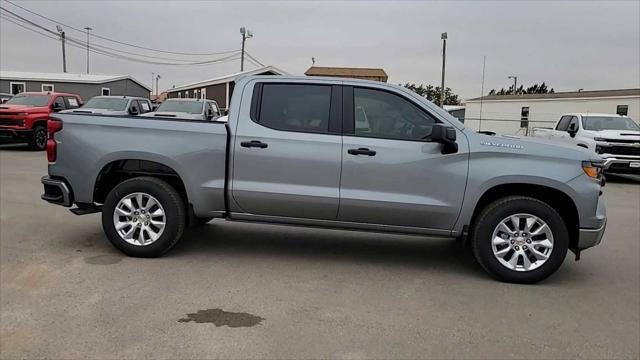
[467, 183, 580, 250]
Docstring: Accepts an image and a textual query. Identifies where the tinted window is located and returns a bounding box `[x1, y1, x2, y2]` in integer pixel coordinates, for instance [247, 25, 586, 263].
[156, 100, 203, 114]
[353, 87, 437, 140]
[5, 94, 49, 106]
[52, 97, 66, 110]
[84, 97, 127, 111]
[258, 84, 331, 133]
[556, 116, 572, 131]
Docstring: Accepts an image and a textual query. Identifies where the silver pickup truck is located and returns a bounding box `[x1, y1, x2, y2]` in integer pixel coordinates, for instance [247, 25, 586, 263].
[41, 76, 607, 283]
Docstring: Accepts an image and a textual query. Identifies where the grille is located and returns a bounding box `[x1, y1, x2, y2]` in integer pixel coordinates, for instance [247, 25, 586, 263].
[600, 145, 640, 156]
[601, 138, 640, 144]
[0, 119, 23, 126]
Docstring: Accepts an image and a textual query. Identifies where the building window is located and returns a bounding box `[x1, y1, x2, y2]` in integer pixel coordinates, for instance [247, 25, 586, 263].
[178, 92, 182, 99]
[101, 87, 111, 96]
[10, 82, 26, 95]
[201, 88, 206, 99]
[520, 107, 530, 129]
[185, 91, 189, 98]
[617, 105, 629, 116]
[41, 84, 54, 92]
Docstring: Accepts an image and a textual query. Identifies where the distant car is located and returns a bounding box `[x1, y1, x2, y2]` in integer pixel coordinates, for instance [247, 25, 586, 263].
[0, 93, 12, 104]
[60, 96, 153, 116]
[139, 98, 221, 121]
[0, 92, 82, 149]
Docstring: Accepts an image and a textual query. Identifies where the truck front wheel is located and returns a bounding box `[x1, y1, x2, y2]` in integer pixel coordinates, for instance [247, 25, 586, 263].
[471, 196, 569, 284]
[102, 176, 186, 257]
[29, 125, 47, 150]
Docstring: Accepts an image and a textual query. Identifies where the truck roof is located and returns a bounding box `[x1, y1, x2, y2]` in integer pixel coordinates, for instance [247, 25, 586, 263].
[562, 113, 629, 118]
[17, 91, 81, 97]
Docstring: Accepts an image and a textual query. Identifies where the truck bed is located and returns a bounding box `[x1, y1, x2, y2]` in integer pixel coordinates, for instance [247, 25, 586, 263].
[49, 114, 229, 216]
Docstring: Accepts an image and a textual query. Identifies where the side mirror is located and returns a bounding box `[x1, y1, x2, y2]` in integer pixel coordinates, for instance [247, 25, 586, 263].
[129, 107, 139, 115]
[51, 104, 63, 112]
[429, 124, 458, 154]
[568, 123, 578, 138]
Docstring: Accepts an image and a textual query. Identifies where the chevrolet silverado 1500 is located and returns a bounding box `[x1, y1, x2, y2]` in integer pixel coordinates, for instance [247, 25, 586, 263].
[532, 113, 640, 174]
[41, 76, 607, 283]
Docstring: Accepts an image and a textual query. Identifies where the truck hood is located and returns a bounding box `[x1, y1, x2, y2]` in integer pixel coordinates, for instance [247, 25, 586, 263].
[139, 111, 204, 120]
[0, 104, 49, 113]
[467, 130, 597, 161]
[581, 129, 640, 140]
[60, 108, 127, 116]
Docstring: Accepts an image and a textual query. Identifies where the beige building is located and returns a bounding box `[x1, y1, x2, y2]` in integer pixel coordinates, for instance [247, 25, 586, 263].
[464, 88, 640, 135]
[304, 66, 388, 82]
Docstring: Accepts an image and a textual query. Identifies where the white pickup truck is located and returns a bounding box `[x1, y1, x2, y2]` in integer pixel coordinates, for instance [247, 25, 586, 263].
[532, 113, 640, 174]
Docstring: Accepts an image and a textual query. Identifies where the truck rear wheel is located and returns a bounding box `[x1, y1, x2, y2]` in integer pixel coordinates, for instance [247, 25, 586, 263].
[102, 176, 186, 257]
[29, 125, 47, 150]
[471, 196, 569, 284]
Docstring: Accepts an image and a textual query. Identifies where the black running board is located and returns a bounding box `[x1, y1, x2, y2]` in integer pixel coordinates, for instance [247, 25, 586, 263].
[70, 205, 102, 215]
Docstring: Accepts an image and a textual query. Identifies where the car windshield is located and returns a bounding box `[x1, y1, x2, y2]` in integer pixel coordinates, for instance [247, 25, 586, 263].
[5, 94, 50, 106]
[83, 97, 128, 111]
[156, 100, 203, 114]
[582, 116, 640, 131]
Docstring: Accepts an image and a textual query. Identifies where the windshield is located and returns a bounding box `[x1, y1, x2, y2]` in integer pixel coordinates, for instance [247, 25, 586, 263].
[5, 94, 50, 107]
[582, 116, 640, 131]
[156, 100, 203, 114]
[83, 97, 128, 111]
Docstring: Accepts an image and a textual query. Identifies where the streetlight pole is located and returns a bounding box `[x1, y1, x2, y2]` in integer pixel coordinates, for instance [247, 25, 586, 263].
[439, 32, 447, 107]
[56, 25, 66, 73]
[508, 75, 518, 95]
[151, 72, 155, 97]
[84, 27, 92, 74]
[155, 74, 161, 97]
[240, 27, 253, 72]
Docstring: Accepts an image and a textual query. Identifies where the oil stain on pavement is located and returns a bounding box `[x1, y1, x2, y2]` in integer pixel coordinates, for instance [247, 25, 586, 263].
[178, 308, 265, 327]
[84, 255, 123, 265]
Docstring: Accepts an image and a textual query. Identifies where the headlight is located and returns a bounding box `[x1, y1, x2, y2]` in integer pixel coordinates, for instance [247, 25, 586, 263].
[582, 160, 604, 179]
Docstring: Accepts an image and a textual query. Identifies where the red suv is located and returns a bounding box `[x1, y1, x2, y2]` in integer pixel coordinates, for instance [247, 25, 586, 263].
[0, 92, 82, 150]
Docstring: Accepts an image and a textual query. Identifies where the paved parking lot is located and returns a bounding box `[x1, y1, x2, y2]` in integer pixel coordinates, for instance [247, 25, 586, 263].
[1, 146, 639, 359]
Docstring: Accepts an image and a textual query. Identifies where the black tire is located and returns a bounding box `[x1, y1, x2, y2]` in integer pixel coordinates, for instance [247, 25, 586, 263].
[102, 176, 186, 257]
[471, 196, 569, 284]
[29, 125, 47, 150]
[193, 216, 214, 226]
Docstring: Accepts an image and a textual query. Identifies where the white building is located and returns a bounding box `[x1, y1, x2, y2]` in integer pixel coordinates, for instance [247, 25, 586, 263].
[464, 88, 640, 135]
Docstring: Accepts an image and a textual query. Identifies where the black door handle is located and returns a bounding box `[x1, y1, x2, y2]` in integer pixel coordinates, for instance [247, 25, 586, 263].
[348, 148, 376, 156]
[241, 140, 268, 149]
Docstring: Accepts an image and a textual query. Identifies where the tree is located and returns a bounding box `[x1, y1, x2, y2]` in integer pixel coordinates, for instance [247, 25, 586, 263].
[402, 83, 461, 105]
[488, 82, 555, 96]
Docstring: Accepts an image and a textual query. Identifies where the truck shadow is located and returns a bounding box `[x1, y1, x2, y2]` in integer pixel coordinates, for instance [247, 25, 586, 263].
[605, 174, 640, 184]
[172, 220, 489, 280]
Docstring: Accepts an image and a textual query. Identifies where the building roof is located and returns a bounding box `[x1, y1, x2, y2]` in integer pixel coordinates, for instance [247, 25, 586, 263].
[167, 66, 288, 93]
[304, 66, 388, 79]
[0, 70, 150, 91]
[467, 88, 640, 102]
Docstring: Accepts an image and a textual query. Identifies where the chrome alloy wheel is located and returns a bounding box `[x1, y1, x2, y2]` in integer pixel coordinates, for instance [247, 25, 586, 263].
[491, 213, 554, 272]
[113, 192, 166, 246]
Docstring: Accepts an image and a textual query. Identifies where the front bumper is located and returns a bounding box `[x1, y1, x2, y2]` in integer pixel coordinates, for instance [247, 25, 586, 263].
[602, 156, 640, 174]
[576, 196, 607, 250]
[0, 128, 33, 142]
[41, 176, 73, 207]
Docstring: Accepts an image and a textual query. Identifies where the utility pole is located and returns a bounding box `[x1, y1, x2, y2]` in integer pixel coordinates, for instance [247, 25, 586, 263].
[56, 26, 66, 73]
[439, 32, 447, 107]
[151, 72, 155, 97]
[479, 55, 486, 131]
[240, 27, 253, 72]
[508, 75, 518, 95]
[155, 74, 161, 97]
[84, 27, 92, 74]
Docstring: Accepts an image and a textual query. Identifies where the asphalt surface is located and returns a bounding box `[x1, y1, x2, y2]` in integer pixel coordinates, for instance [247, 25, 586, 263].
[1, 145, 639, 359]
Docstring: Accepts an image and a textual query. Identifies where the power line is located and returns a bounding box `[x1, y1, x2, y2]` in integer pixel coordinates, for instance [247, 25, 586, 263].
[4, 0, 240, 56]
[1, 14, 242, 67]
[245, 52, 265, 67]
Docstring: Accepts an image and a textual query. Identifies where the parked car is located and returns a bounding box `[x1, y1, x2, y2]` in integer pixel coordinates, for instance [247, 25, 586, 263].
[41, 76, 607, 284]
[0, 92, 82, 149]
[139, 98, 221, 121]
[61, 96, 153, 116]
[532, 113, 640, 174]
[0, 93, 12, 104]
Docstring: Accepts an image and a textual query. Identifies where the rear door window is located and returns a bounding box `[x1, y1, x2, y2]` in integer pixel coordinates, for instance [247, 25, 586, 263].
[256, 84, 332, 133]
[139, 100, 151, 113]
[64, 96, 80, 109]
